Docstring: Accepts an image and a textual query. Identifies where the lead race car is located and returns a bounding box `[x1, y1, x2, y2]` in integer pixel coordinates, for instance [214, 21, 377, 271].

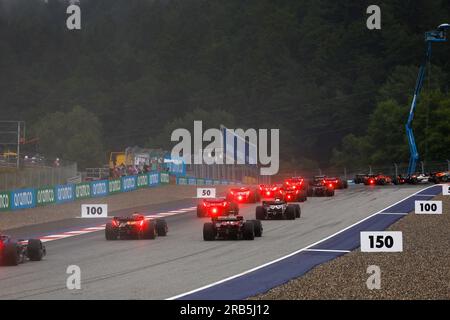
[203, 215, 263, 241]
[0, 234, 46, 266]
[197, 198, 239, 218]
[255, 199, 301, 220]
[105, 213, 168, 240]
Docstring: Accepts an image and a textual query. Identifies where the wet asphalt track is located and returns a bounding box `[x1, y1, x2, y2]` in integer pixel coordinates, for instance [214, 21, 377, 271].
[0, 184, 425, 299]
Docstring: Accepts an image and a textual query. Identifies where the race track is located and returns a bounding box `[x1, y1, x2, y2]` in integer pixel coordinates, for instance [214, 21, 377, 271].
[0, 184, 427, 299]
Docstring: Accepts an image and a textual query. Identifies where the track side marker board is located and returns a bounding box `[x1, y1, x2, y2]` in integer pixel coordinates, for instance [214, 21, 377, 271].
[197, 188, 216, 199]
[414, 200, 442, 214]
[443, 184, 450, 196]
[360, 231, 403, 252]
[81, 204, 108, 218]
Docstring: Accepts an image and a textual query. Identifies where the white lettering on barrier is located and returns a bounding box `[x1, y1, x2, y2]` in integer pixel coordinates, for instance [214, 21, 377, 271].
[14, 192, 33, 207]
[58, 186, 73, 201]
[0, 194, 9, 208]
[76, 185, 90, 198]
[92, 183, 107, 195]
[37, 189, 54, 203]
[123, 177, 136, 190]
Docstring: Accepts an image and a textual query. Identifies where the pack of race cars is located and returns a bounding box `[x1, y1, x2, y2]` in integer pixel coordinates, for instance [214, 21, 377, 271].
[354, 171, 449, 185]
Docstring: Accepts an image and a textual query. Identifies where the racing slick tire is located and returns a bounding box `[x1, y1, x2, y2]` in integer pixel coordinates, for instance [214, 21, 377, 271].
[229, 202, 239, 215]
[27, 239, 45, 261]
[254, 192, 261, 202]
[250, 220, 263, 237]
[255, 206, 266, 220]
[298, 191, 307, 202]
[143, 220, 157, 240]
[243, 222, 255, 240]
[326, 189, 335, 197]
[156, 219, 168, 236]
[197, 204, 206, 218]
[285, 205, 296, 220]
[307, 187, 314, 197]
[293, 204, 301, 218]
[3, 242, 20, 266]
[203, 223, 216, 241]
[343, 180, 348, 189]
[105, 223, 118, 240]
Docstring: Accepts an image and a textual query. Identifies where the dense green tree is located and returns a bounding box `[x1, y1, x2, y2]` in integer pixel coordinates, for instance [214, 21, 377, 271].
[32, 106, 104, 169]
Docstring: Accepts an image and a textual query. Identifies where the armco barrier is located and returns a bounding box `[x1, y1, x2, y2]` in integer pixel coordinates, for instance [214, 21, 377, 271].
[11, 188, 36, 210]
[91, 180, 109, 197]
[36, 186, 56, 206]
[0, 191, 10, 211]
[55, 184, 75, 204]
[75, 182, 91, 200]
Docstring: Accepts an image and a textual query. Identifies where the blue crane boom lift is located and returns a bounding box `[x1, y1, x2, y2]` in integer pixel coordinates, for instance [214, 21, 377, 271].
[406, 23, 449, 176]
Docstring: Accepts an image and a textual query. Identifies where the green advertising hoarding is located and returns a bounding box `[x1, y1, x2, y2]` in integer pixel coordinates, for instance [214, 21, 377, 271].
[0, 191, 10, 211]
[75, 183, 91, 199]
[36, 187, 56, 206]
[108, 179, 122, 194]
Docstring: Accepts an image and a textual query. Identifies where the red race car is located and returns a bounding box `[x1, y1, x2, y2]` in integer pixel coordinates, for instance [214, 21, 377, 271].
[197, 198, 239, 218]
[323, 177, 348, 189]
[283, 177, 307, 191]
[281, 186, 307, 202]
[364, 174, 392, 185]
[105, 213, 168, 240]
[258, 184, 284, 199]
[226, 187, 260, 203]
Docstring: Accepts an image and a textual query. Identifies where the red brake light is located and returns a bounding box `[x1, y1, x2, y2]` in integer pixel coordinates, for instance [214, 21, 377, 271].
[370, 179, 374, 184]
[211, 207, 218, 215]
[112, 219, 118, 227]
[329, 183, 333, 188]
[238, 196, 243, 201]
[266, 191, 270, 196]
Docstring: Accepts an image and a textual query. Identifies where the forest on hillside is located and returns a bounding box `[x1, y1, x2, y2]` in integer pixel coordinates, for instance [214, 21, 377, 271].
[0, 0, 449, 170]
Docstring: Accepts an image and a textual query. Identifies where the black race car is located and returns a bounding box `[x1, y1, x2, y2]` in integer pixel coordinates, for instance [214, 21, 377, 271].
[203, 215, 262, 241]
[354, 174, 368, 184]
[197, 198, 239, 218]
[0, 235, 46, 266]
[255, 199, 301, 220]
[307, 178, 335, 197]
[105, 213, 167, 240]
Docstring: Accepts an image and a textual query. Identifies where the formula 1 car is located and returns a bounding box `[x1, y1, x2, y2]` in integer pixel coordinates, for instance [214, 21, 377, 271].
[105, 213, 167, 240]
[392, 175, 406, 185]
[429, 171, 449, 183]
[307, 178, 335, 197]
[226, 187, 260, 203]
[354, 174, 368, 184]
[405, 173, 430, 184]
[258, 184, 284, 199]
[203, 215, 263, 241]
[255, 199, 301, 220]
[0, 235, 46, 266]
[323, 177, 348, 189]
[197, 198, 239, 218]
[283, 177, 307, 190]
[281, 186, 307, 202]
[363, 174, 392, 185]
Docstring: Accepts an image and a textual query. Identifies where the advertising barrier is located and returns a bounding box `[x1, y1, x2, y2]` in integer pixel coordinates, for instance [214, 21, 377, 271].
[91, 180, 109, 197]
[0, 191, 10, 211]
[11, 188, 36, 210]
[75, 183, 91, 200]
[108, 179, 121, 194]
[121, 176, 137, 192]
[55, 184, 75, 204]
[0, 171, 241, 212]
[36, 186, 56, 206]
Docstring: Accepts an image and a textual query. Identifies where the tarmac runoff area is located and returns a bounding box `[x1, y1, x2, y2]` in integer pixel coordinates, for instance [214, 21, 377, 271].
[251, 187, 450, 300]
